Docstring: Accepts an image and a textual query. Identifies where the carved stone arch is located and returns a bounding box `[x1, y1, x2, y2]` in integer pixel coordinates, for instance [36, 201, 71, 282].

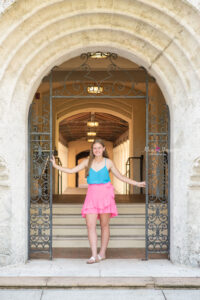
[57, 107, 131, 123]
[56, 100, 132, 116]
[55, 107, 132, 152]
[0, 0, 199, 266]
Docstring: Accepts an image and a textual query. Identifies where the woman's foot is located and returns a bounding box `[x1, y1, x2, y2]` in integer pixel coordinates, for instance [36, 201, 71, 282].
[97, 254, 106, 261]
[86, 256, 100, 264]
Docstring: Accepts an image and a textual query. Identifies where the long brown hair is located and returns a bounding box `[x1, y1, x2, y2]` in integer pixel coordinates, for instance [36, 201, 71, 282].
[85, 139, 109, 177]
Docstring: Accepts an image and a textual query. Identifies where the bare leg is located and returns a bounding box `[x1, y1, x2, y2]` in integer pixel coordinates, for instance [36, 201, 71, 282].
[86, 214, 98, 258]
[98, 213, 111, 258]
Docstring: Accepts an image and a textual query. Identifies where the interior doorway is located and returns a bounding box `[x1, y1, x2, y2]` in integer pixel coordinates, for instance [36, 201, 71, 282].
[76, 150, 90, 188]
[28, 52, 170, 260]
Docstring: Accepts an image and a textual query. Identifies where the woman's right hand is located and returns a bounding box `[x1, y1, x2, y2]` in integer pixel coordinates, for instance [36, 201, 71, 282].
[50, 155, 56, 168]
[136, 181, 146, 188]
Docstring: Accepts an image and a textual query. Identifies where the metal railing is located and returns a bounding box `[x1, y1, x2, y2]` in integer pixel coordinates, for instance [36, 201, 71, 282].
[55, 156, 63, 194]
[125, 155, 144, 194]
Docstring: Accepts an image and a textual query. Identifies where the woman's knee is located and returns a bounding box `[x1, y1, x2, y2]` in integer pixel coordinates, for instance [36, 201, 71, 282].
[86, 214, 97, 229]
[100, 218, 110, 229]
[100, 222, 109, 230]
[86, 222, 96, 230]
[100, 214, 110, 228]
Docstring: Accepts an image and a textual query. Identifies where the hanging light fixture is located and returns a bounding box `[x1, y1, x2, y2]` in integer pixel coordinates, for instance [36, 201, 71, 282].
[87, 113, 98, 138]
[90, 52, 109, 59]
[87, 132, 96, 136]
[87, 86, 103, 94]
[87, 121, 99, 127]
[88, 139, 94, 143]
[87, 112, 99, 127]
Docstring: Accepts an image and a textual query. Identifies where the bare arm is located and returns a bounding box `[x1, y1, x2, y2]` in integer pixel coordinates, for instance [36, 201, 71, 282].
[50, 155, 88, 174]
[109, 160, 146, 188]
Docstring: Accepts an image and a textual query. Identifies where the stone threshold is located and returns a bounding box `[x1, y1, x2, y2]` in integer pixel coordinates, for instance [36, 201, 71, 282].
[0, 277, 200, 289]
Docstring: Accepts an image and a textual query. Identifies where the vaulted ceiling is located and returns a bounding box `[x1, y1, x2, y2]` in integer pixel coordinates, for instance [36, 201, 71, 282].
[59, 112, 129, 144]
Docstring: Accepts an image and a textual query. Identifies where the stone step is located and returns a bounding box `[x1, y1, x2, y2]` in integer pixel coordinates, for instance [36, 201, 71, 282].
[52, 204, 145, 215]
[1, 277, 200, 289]
[53, 236, 145, 248]
[53, 214, 145, 225]
[53, 224, 145, 236]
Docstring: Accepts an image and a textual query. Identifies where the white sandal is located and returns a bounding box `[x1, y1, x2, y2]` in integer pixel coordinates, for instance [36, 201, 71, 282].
[86, 256, 99, 264]
[97, 254, 106, 261]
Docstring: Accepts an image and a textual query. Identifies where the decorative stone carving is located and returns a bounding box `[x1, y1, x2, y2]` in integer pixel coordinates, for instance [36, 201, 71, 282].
[189, 157, 200, 188]
[187, 157, 200, 267]
[0, 157, 12, 266]
[0, 0, 15, 14]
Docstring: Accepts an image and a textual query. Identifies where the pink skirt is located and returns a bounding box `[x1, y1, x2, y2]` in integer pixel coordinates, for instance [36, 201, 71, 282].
[81, 182, 118, 219]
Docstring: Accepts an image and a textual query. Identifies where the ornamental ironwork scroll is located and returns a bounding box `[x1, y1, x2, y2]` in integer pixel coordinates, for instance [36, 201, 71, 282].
[145, 96, 170, 258]
[49, 52, 147, 99]
[28, 93, 52, 259]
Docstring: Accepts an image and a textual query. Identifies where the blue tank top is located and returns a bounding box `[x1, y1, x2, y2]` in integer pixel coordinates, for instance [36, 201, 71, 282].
[87, 158, 111, 184]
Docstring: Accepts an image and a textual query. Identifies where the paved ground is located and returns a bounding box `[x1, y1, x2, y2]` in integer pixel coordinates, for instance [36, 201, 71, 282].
[0, 259, 200, 277]
[0, 289, 200, 300]
[0, 259, 199, 299]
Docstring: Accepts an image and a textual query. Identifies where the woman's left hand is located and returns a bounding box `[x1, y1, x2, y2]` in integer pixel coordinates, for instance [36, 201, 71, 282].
[136, 181, 146, 188]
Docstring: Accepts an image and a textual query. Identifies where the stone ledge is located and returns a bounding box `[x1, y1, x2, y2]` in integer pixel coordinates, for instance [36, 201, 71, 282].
[0, 277, 48, 287]
[154, 277, 200, 288]
[46, 277, 154, 288]
[0, 277, 199, 289]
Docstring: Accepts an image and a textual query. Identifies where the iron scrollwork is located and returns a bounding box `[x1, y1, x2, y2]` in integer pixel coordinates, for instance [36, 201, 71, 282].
[28, 94, 52, 258]
[146, 96, 170, 257]
[51, 52, 146, 99]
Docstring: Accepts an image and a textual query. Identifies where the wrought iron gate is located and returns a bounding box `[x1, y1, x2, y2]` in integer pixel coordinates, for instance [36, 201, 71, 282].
[28, 91, 53, 258]
[28, 51, 170, 259]
[145, 95, 170, 259]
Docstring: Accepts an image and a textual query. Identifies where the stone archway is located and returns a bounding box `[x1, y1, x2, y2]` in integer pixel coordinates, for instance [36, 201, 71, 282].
[0, 0, 199, 266]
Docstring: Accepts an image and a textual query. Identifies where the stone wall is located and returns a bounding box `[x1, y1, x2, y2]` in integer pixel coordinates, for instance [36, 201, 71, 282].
[187, 157, 200, 266]
[0, 0, 15, 14]
[1, 1, 200, 14]
[0, 157, 12, 266]
[0, 0, 199, 267]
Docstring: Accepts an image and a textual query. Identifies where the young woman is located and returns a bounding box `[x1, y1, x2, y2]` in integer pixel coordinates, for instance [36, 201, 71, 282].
[50, 139, 146, 264]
